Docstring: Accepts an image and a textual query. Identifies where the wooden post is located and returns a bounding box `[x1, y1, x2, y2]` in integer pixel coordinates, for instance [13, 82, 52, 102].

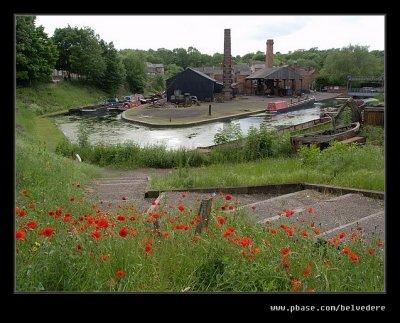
[146, 192, 165, 236]
[195, 197, 213, 235]
[209, 104, 212, 116]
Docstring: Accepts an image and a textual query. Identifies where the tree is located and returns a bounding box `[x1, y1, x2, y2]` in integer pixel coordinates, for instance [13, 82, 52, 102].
[165, 64, 183, 79]
[16, 16, 58, 85]
[96, 41, 126, 95]
[121, 51, 147, 93]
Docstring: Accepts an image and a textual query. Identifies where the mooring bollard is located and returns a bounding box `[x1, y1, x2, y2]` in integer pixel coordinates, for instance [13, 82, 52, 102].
[209, 104, 212, 116]
[195, 194, 215, 235]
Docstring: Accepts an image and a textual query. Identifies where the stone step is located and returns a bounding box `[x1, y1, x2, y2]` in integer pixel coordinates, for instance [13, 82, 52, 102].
[238, 189, 334, 222]
[267, 193, 384, 236]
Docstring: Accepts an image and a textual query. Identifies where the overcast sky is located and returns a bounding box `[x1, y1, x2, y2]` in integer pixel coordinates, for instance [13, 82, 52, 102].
[35, 15, 385, 55]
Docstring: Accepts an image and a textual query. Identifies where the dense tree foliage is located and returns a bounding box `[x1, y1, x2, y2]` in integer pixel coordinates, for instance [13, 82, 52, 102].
[16, 16, 58, 85]
[120, 50, 147, 93]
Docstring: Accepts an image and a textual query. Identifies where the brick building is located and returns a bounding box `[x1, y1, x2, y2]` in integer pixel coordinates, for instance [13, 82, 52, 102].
[146, 62, 164, 75]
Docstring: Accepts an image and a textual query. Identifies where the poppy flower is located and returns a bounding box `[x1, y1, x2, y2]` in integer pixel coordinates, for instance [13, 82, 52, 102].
[175, 224, 190, 230]
[283, 209, 295, 217]
[178, 204, 185, 212]
[240, 237, 252, 247]
[303, 263, 312, 277]
[145, 243, 152, 254]
[26, 220, 38, 230]
[338, 232, 347, 239]
[269, 228, 278, 234]
[351, 232, 358, 241]
[216, 216, 226, 226]
[16, 230, 26, 240]
[63, 213, 73, 223]
[280, 247, 290, 257]
[342, 246, 351, 255]
[95, 218, 109, 229]
[193, 234, 201, 242]
[250, 247, 260, 255]
[301, 230, 309, 237]
[119, 227, 129, 237]
[282, 255, 290, 270]
[131, 228, 138, 236]
[291, 279, 302, 292]
[162, 231, 170, 239]
[16, 207, 27, 217]
[307, 207, 314, 214]
[100, 255, 109, 262]
[55, 207, 62, 217]
[91, 230, 101, 240]
[39, 227, 55, 237]
[28, 201, 36, 209]
[76, 244, 82, 252]
[117, 214, 125, 221]
[116, 270, 125, 278]
[313, 228, 320, 235]
[368, 247, 375, 256]
[349, 252, 360, 263]
[225, 194, 233, 201]
[223, 227, 235, 237]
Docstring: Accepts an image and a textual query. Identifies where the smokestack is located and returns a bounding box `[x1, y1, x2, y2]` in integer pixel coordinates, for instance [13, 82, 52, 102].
[222, 28, 233, 100]
[266, 39, 274, 68]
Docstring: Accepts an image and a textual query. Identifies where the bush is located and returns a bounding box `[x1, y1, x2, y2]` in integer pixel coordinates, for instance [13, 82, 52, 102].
[213, 122, 243, 145]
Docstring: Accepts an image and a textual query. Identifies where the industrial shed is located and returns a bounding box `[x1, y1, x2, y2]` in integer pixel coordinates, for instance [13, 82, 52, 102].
[166, 68, 223, 102]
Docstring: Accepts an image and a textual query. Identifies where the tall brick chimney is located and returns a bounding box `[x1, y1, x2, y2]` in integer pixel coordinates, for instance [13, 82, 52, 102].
[266, 39, 274, 68]
[222, 28, 233, 100]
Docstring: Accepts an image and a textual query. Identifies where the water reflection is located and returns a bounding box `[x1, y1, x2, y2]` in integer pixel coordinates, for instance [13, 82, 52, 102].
[52, 103, 328, 150]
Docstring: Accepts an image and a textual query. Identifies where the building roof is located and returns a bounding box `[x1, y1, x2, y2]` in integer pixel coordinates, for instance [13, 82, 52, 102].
[194, 66, 222, 75]
[188, 68, 223, 85]
[246, 65, 302, 80]
[146, 62, 164, 68]
[292, 66, 316, 77]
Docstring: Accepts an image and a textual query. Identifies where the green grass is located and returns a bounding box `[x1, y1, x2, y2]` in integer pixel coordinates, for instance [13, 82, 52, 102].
[150, 143, 384, 191]
[16, 81, 107, 116]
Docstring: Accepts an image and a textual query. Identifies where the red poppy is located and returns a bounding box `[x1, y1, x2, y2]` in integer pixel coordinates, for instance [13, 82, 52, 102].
[55, 207, 62, 217]
[250, 247, 260, 255]
[225, 194, 233, 201]
[313, 228, 321, 235]
[216, 216, 226, 226]
[100, 255, 109, 262]
[16, 207, 27, 217]
[178, 204, 185, 212]
[349, 252, 360, 263]
[145, 243, 152, 254]
[193, 234, 201, 242]
[162, 231, 170, 239]
[63, 213, 73, 223]
[131, 228, 138, 236]
[117, 214, 126, 221]
[269, 228, 278, 234]
[301, 230, 309, 237]
[280, 247, 290, 257]
[283, 209, 295, 217]
[95, 218, 109, 229]
[284, 227, 294, 237]
[342, 247, 351, 255]
[223, 227, 235, 237]
[303, 263, 312, 277]
[16, 230, 26, 240]
[28, 201, 36, 209]
[368, 247, 375, 256]
[351, 232, 358, 241]
[39, 227, 55, 237]
[76, 244, 82, 252]
[307, 207, 315, 214]
[130, 215, 137, 222]
[175, 224, 190, 230]
[291, 279, 302, 292]
[26, 220, 38, 230]
[282, 255, 290, 270]
[240, 237, 252, 247]
[338, 232, 347, 239]
[91, 230, 101, 240]
[116, 270, 125, 278]
[119, 227, 129, 237]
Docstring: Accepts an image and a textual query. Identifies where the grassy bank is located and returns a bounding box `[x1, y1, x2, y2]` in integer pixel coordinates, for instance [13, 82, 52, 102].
[16, 81, 107, 115]
[150, 143, 384, 191]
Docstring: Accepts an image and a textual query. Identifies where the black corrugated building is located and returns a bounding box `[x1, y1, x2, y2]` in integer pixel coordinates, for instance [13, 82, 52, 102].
[166, 68, 223, 101]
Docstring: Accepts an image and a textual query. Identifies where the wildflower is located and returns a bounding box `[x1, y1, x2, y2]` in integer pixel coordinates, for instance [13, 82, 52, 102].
[307, 207, 315, 214]
[119, 227, 129, 238]
[303, 263, 312, 278]
[55, 207, 62, 217]
[216, 216, 226, 226]
[368, 247, 375, 256]
[117, 214, 126, 221]
[280, 247, 290, 257]
[129, 215, 137, 222]
[91, 230, 101, 240]
[250, 247, 260, 255]
[175, 224, 190, 231]
[221, 205, 227, 211]
[95, 218, 109, 229]
[178, 204, 185, 212]
[39, 227, 55, 238]
[63, 213, 73, 223]
[282, 256, 290, 270]
[223, 227, 235, 237]
[16, 230, 26, 240]
[329, 237, 341, 246]
[342, 246, 351, 255]
[283, 209, 295, 217]
[26, 220, 38, 230]
[16, 207, 27, 217]
[338, 232, 347, 239]
[351, 232, 358, 241]
[100, 255, 109, 262]
[193, 234, 201, 242]
[349, 252, 360, 263]
[28, 201, 36, 209]
[240, 237, 252, 247]
[225, 194, 233, 201]
[145, 243, 152, 254]
[131, 228, 138, 236]
[76, 244, 82, 252]
[115, 270, 125, 278]
[162, 231, 170, 239]
[301, 230, 309, 238]
[313, 228, 321, 235]
[291, 279, 302, 292]
[269, 228, 278, 234]
[240, 249, 247, 257]
[284, 226, 294, 237]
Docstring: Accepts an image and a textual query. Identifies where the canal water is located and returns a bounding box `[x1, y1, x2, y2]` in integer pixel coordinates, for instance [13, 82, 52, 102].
[52, 102, 334, 150]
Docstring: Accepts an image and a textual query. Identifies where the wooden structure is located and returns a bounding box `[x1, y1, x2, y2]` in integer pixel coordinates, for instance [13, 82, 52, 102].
[290, 122, 361, 153]
[346, 75, 384, 98]
[363, 107, 384, 126]
[194, 197, 213, 235]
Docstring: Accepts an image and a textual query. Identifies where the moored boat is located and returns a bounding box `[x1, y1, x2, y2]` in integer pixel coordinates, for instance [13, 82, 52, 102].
[290, 122, 361, 152]
[266, 97, 316, 113]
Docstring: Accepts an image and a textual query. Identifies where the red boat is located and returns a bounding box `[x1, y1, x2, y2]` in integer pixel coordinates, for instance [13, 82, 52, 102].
[266, 97, 316, 113]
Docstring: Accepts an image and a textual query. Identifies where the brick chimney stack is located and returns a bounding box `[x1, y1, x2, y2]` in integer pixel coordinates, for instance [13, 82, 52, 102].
[266, 39, 274, 68]
[222, 28, 233, 100]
